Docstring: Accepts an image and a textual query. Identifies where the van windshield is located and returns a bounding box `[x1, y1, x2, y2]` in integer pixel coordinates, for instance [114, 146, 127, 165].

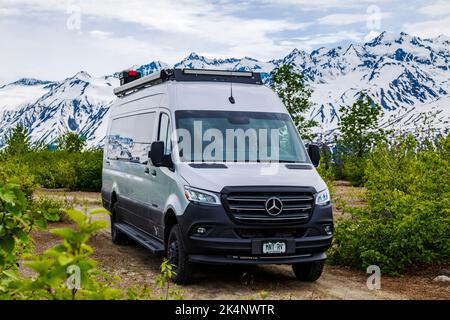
[175, 110, 310, 163]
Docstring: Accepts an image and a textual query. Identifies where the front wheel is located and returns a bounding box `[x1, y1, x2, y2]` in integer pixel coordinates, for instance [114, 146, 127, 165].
[167, 225, 194, 284]
[292, 260, 325, 282]
[110, 203, 128, 245]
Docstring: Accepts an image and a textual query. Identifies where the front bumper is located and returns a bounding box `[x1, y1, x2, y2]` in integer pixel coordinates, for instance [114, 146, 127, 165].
[177, 201, 333, 265]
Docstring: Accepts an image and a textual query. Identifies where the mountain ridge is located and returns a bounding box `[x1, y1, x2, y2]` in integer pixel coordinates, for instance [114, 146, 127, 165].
[0, 31, 448, 147]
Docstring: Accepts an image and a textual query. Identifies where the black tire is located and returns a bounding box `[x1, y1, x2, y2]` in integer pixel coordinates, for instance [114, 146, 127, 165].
[167, 225, 194, 284]
[292, 260, 324, 282]
[110, 202, 128, 245]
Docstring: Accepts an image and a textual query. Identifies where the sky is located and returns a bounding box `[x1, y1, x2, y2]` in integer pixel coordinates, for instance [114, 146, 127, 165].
[0, 0, 449, 84]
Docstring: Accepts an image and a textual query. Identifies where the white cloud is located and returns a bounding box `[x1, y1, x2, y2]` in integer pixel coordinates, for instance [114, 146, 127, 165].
[404, 16, 450, 38]
[318, 12, 391, 26]
[318, 13, 369, 26]
[89, 30, 112, 39]
[0, 0, 447, 84]
[0, 0, 310, 62]
[0, 7, 21, 16]
[85, 31, 179, 65]
[418, 1, 450, 17]
[280, 31, 365, 51]
[261, 0, 392, 10]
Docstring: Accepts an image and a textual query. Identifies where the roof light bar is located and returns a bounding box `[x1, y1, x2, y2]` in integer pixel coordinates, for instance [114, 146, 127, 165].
[113, 68, 262, 97]
[114, 71, 163, 97]
[183, 69, 253, 77]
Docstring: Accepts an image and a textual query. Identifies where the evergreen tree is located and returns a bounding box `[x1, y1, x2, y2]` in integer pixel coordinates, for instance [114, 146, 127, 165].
[335, 93, 387, 185]
[4, 124, 30, 156]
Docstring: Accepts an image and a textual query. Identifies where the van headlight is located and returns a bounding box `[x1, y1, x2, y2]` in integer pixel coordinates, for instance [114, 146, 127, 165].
[316, 188, 330, 205]
[184, 186, 221, 205]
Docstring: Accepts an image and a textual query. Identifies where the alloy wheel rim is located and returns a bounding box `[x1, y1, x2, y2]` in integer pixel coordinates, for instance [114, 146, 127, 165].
[168, 240, 179, 269]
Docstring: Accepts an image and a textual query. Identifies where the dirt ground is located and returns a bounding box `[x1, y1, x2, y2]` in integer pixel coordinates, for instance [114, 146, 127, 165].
[30, 185, 450, 300]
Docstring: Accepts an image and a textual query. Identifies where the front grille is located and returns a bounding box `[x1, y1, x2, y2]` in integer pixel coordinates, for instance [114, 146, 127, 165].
[221, 187, 315, 224]
[236, 228, 307, 238]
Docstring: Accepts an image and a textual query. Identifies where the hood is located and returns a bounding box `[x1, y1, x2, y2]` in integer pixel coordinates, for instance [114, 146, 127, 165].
[177, 162, 327, 193]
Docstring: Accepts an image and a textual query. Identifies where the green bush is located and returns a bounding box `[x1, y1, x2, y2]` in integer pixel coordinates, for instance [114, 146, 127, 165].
[338, 154, 367, 187]
[0, 206, 123, 299]
[0, 183, 181, 300]
[0, 182, 46, 272]
[27, 151, 78, 190]
[329, 134, 450, 275]
[30, 196, 70, 223]
[1, 130, 102, 192]
[57, 132, 86, 153]
[0, 160, 36, 200]
[316, 162, 334, 196]
[72, 150, 103, 192]
[0, 149, 103, 192]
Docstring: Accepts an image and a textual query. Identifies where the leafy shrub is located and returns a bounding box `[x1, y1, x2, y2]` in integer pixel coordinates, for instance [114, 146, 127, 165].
[57, 132, 86, 153]
[0, 178, 71, 282]
[1, 208, 124, 299]
[0, 149, 103, 192]
[72, 150, 103, 191]
[1, 203, 182, 300]
[329, 134, 450, 275]
[30, 196, 70, 223]
[31, 151, 78, 190]
[0, 182, 47, 273]
[0, 176, 182, 300]
[155, 259, 182, 300]
[316, 162, 334, 195]
[0, 160, 36, 200]
[1, 130, 102, 192]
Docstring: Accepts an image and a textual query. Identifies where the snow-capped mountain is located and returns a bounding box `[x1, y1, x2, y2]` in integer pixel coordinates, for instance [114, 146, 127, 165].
[0, 79, 56, 112]
[0, 72, 117, 146]
[0, 32, 448, 148]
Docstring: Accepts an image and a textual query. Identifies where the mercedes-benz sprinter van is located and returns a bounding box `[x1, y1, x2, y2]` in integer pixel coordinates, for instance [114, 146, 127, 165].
[102, 69, 333, 284]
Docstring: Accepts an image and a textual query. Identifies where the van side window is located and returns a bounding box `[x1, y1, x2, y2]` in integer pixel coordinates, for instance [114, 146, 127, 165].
[107, 112, 156, 162]
[158, 113, 171, 155]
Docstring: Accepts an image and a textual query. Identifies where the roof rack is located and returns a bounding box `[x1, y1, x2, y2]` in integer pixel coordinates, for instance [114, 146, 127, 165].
[113, 68, 262, 97]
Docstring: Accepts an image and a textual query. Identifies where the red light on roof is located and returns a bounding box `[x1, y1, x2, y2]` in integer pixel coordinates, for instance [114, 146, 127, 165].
[128, 70, 138, 77]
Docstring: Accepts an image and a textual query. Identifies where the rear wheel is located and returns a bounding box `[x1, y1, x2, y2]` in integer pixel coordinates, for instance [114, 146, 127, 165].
[167, 225, 194, 284]
[110, 202, 128, 245]
[292, 260, 324, 282]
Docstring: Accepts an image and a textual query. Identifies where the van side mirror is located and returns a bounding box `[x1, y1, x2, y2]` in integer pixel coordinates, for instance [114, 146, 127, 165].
[308, 144, 321, 167]
[149, 141, 165, 167]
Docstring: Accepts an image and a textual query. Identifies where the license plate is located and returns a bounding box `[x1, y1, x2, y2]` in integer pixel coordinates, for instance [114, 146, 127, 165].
[262, 241, 286, 254]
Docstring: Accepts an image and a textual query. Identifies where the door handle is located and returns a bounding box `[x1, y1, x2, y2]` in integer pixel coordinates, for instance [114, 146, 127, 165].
[105, 160, 111, 165]
[151, 169, 157, 177]
[144, 167, 150, 174]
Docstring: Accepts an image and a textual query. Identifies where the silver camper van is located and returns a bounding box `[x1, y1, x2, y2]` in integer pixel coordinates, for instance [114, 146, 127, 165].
[102, 69, 333, 283]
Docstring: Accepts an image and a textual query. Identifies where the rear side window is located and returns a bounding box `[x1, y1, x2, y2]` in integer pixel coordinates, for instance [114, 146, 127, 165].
[107, 112, 156, 162]
[158, 113, 171, 155]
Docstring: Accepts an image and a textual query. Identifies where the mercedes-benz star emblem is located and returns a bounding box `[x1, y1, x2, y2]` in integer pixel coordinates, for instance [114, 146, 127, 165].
[265, 197, 283, 216]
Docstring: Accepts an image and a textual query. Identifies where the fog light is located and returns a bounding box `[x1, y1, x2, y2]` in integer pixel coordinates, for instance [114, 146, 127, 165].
[323, 225, 333, 235]
[197, 227, 207, 235]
